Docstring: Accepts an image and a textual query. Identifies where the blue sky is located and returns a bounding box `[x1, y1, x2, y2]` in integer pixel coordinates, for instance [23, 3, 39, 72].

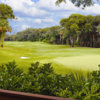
[1, 0, 100, 34]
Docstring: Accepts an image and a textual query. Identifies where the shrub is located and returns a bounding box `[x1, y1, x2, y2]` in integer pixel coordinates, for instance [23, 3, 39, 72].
[0, 61, 99, 100]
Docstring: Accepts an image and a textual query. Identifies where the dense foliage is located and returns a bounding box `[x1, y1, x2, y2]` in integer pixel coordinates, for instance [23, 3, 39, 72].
[0, 3, 15, 47]
[6, 14, 100, 48]
[56, 0, 99, 8]
[60, 14, 100, 47]
[0, 61, 100, 100]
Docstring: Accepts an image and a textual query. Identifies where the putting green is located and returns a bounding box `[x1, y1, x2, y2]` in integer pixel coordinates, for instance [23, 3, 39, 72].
[53, 55, 100, 71]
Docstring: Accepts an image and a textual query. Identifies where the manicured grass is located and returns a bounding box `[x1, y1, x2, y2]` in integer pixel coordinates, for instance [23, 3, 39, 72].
[0, 41, 100, 75]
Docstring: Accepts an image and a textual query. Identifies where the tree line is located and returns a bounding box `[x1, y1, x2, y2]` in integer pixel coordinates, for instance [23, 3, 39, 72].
[6, 14, 100, 47]
[1, 1, 100, 48]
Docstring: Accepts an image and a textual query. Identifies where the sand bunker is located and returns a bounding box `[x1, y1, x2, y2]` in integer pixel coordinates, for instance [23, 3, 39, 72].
[20, 56, 30, 59]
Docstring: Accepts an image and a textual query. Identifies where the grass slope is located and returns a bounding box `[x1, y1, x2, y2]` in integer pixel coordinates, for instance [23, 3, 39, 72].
[0, 41, 100, 74]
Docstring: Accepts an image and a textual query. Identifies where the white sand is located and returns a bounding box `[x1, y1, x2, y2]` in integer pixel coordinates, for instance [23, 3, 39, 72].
[20, 56, 30, 59]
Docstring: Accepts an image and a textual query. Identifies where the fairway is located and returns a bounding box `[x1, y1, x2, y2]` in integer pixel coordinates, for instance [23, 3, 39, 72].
[0, 42, 100, 74]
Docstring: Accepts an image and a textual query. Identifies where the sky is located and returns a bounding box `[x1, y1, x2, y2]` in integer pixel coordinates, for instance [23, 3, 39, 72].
[1, 0, 100, 34]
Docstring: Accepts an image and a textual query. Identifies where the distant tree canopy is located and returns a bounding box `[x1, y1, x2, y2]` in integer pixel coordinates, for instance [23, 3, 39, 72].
[56, 0, 99, 8]
[12, 26, 61, 44]
[0, 3, 15, 48]
[60, 14, 100, 47]
[7, 14, 100, 48]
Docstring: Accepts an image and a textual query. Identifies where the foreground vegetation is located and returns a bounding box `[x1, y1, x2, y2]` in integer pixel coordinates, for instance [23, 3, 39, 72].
[0, 42, 100, 75]
[0, 61, 99, 100]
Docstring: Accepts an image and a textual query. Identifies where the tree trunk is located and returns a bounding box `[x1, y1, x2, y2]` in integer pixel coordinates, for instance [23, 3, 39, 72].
[62, 39, 64, 45]
[1, 44, 3, 48]
[92, 33, 95, 47]
[0, 32, 5, 48]
[66, 39, 68, 45]
[70, 37, 74, 47]
[60, 34, 62, 44]
[76, 34, 79, 44]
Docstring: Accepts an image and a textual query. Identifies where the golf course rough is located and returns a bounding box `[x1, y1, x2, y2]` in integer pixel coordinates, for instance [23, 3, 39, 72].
[0, 41, 99, 74]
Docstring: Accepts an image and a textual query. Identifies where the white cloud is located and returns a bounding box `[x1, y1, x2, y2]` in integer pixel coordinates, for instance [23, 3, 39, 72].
[36, 0, 79, 11]
[84, 4, 100, 15]
[34, 18, 55, 24]
[43, 18, 55, 23]
[21, 25, 30, 30]
[1, 0, 49, 17]
[13, 16, 24, 22]
[2, 0, 100, 33]
[17, 17, 23, 21]
[34, 19, 42, 24]
[3, 0, 100, 20]
[36, 0, 100, 16]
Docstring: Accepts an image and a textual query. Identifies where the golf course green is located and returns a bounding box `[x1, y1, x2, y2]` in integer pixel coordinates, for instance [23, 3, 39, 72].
[0, 41, 100, 74]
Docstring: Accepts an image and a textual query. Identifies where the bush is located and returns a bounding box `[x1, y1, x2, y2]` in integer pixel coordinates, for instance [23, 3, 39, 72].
[0, 61, 100, 100]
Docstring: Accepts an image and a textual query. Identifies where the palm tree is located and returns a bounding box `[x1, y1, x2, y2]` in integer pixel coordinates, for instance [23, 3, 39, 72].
[0, 19, 11, 48]
[59, 30, 64, 44]
[0, 3, 15, 48]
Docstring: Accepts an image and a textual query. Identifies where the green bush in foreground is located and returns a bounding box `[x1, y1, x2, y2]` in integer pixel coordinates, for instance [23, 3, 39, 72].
[0, 61, 100, 100]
